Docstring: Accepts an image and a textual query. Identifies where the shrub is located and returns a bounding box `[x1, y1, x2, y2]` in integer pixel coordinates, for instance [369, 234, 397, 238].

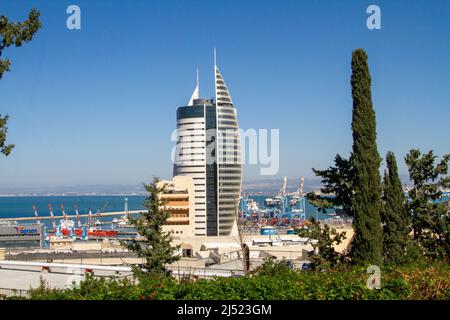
[21, 264, 450, 300]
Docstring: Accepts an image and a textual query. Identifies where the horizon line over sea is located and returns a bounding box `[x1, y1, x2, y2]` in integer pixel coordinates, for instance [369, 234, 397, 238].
[0, 175, 414, 196]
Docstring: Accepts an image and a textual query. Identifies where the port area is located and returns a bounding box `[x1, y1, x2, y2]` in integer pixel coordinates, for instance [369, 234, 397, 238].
[0, 227, 354, 295]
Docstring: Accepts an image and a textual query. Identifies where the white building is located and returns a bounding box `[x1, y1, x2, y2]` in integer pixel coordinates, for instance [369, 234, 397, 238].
[173, 56, 242, 236]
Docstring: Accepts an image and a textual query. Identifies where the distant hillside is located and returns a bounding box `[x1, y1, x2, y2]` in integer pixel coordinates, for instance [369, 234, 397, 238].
[0, 175, 412, 196]
[243, 174, 412, 195]
[243, 177, 323, 194]
[0, 184, 147, 196]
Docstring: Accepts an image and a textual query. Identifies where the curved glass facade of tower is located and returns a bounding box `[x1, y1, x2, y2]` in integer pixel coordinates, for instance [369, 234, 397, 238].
[173, 65, 242, 237]
[215, 66, 242, 236]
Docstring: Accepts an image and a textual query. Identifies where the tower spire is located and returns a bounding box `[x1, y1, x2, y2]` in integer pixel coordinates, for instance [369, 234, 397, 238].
[187, 68, 199, 106]
[196, 68, 199, 92]
[213, 49, 233, 107]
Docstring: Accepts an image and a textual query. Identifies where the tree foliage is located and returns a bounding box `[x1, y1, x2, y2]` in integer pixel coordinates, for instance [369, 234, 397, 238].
[348, 48, 383, 266]
[125, 177, 180, 277]
[381, 151, 409, 265]
[307, 154, 353, 214]
[307, 49, 384, 266]
[0, 115, 13, 156]
[304, 49, 450, 268]
[296, 222, 347, 270]
[0, 8, 41, 156]
[405, 149, 450, 261]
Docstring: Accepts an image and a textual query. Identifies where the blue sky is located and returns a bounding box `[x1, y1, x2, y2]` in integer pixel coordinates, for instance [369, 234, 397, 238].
[0, 0, 449, 188]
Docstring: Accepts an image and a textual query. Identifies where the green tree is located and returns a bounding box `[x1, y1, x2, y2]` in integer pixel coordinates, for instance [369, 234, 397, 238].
[125, 177, 180, 276]
[348, 49, 383, 266]
[1, 8, 41, 156]
[381, 151, 409, 265]
[296, 222, 347, 270]
[405, 149, 450, 261]
[0, 115, 13, 156]
[307, 154, 353, 214]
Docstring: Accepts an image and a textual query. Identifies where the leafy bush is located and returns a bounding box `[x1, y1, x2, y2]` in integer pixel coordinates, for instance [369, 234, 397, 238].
[253, 258, 295, 276]
[23, 263, 450, 300]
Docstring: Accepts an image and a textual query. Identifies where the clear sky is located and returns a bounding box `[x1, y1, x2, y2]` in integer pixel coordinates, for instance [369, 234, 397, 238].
[1, 0, 449, 189]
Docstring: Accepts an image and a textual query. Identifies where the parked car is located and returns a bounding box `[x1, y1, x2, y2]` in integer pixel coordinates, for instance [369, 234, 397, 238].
[301, 263, 312, 271]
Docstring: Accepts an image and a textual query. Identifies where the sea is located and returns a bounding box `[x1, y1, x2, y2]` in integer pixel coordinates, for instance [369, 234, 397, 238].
[0, 195, 144, 227]
[0, 194, 334, 226]
[1, 193, 446, 228]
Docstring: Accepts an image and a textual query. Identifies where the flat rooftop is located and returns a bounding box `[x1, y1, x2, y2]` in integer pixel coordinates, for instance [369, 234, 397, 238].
[0, 265, 131, 291]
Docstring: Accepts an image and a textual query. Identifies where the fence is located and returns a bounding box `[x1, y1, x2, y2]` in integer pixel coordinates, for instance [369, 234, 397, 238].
[168, 266, 245, 280]
[0, 287, 30, 299]
[5, 250, 138, 264]
[322, 218, 353, 228]
[0, 267, 243, 299]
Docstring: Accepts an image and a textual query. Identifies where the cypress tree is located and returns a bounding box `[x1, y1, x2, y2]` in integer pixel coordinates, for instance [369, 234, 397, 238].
[381, 151, 409, 265]
[349, 49, 383, 265]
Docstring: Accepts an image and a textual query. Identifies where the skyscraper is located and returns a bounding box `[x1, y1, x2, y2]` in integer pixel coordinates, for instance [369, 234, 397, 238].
[173, 55, 242, 236]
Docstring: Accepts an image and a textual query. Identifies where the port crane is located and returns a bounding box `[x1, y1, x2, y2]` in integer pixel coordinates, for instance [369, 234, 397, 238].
[123, 197, 130, 221]
[124, 198, 128, 214]
[290, 177, 305, 206]
[290, 177, 306, 220]
[48, 204, 56, 229]
[238, 187, 247, 218]
[74, 204, 82, 228]
[61, 204, 67, 221]
[298, 176, 305, 197]
[264, 177, 289, 214]
[32, 205, 41, 224]
[278, 176, 288, 197]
